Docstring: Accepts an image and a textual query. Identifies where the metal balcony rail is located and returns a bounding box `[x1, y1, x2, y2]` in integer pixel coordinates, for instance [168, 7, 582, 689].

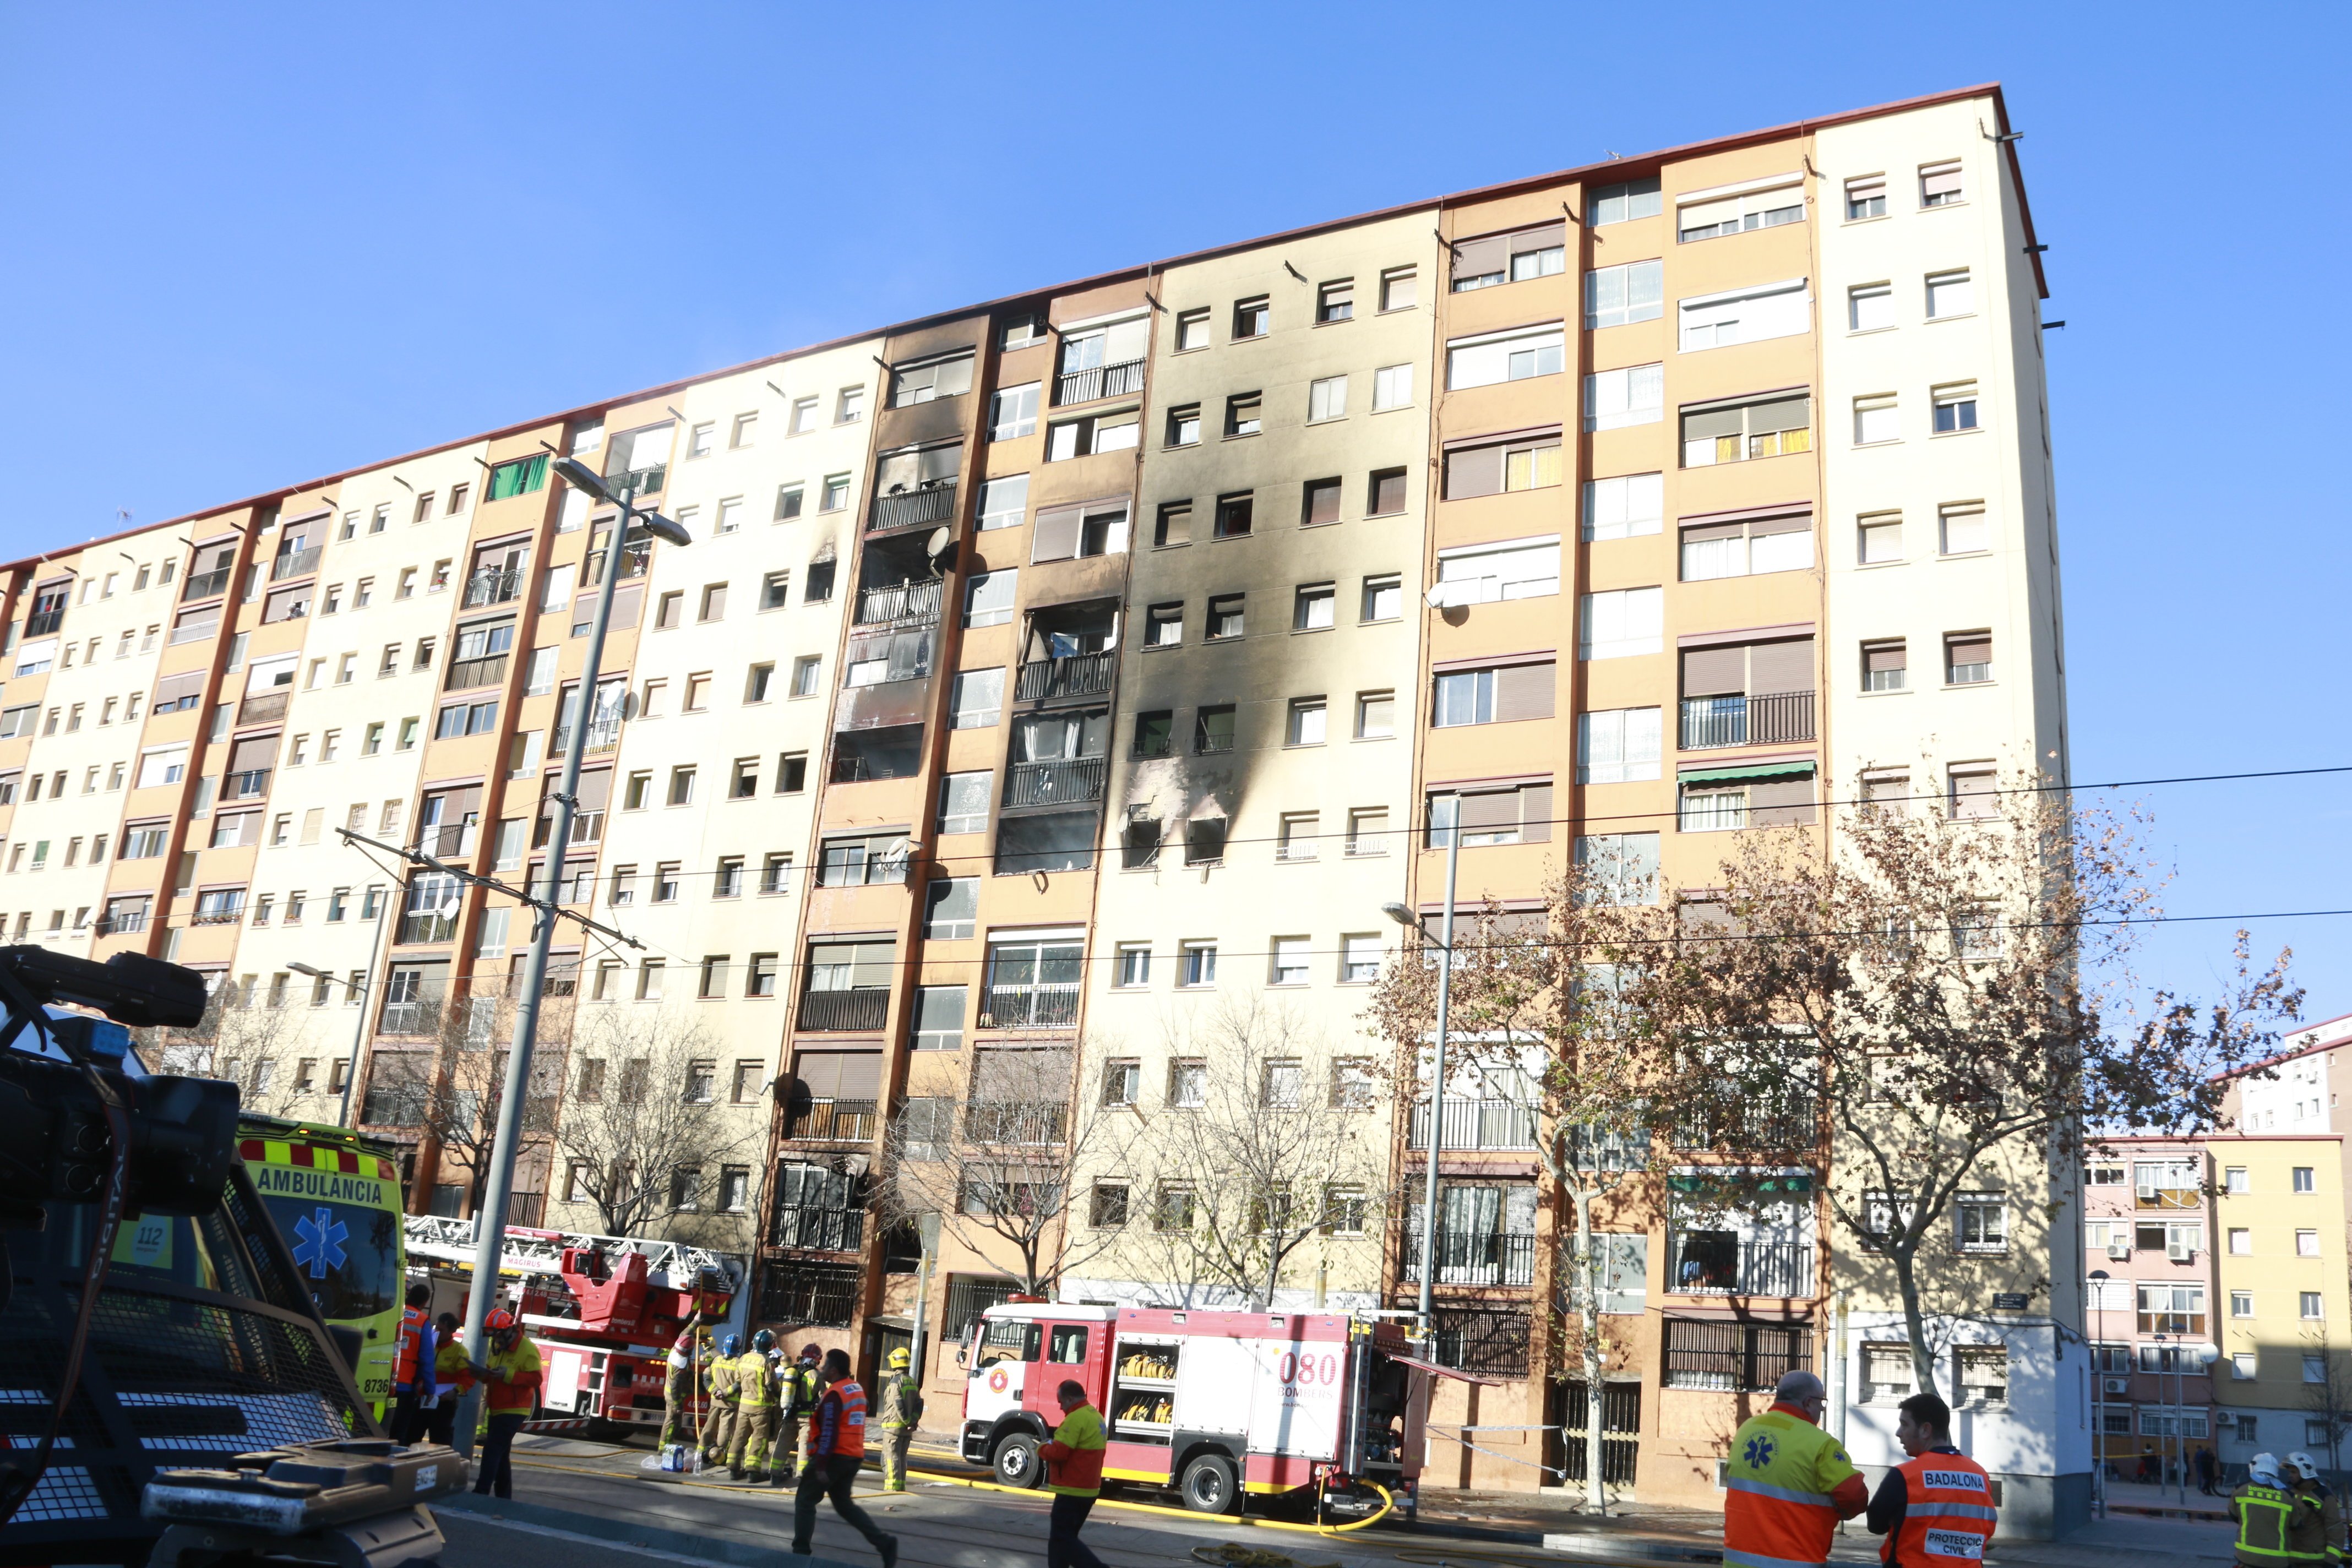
[787, 1098, 879, 1145]
[189, 906, 244, 927]
[870, 483, 956, 533]
[379, 997, 448, 1037]
[237, 690, 290, 726]
[270, 545, 323, 581]
[25, 608, 66, 636]
[1668, 1239, 1815, 1298]
[1675, 1096, 1820, 1150]
[1406, 1098, 1538, 1152]
[1678, 690, 1815, 750]
[222, 768, 272, 801]
[771, 1200, 867, 1253]
[1014, 652, 1115, 703]
[796, 987, 890, 1033]
[855, 578, 945, 627]
[1399, 1231, 1538, 1288]
[1005, 758, 1107, 808]
[828, 750, 921, 785]
[604, 463, 665, 497]
[549, 720, 620, 756]
[416, 824, 476, 861]
[181, 566, 233, 602]
[1054, 357, 1147, 407]
[965, 1100, 1069, 1146]
[463, 568, 524, 607]
[398, 911, 459, 946]
[94, 911, 148, 936]
[978, 984, 1080, 1030]
[445, 653, 508, 692]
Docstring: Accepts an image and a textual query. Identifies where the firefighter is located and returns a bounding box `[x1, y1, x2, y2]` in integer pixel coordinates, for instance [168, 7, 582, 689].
[2286, 1452, 2345, 1566]
[659, 1316, 704, 1450]
[878, 1346, 922, 1491]
[391, 1283, 433, 1442]
[703, 1334, 743, 1469]
[777, 1342, 822, 1483]
[2235, 1454, 2320, 1568]
[1722, 1369, 1867, 1568]
[1865, 1391, 1997, 1566]
[790, 1349, 897, 1568]
[459, 1308, 543, 1500]
[731, 1329, 780, 1481]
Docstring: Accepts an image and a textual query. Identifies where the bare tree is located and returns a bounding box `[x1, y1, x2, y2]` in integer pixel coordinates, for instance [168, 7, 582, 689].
[551, 1008, 765, 1239]
[1625, 773, 2299, 1400]
[876, 1040, 1135, 1296]
[2305, 1331, 2352, 1476]
[148, 978, 327, 1119]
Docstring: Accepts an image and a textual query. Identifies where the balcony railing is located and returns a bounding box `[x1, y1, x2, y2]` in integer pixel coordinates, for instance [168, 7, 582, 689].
[1014, 653, 1115, 703]
[870, 484, 956, 534]
[94, 911, 149, 936]
[787, 1098, 879, 1145]
[796, 987, 890, 1033]
[2137, 1186, 2201, 1211]
[445, 653, 508, 692]
[604, 463, 665, 497]
[1678, 690, 1816, 750]
[398, 908, 459, 946]
[270, 545, 323, 581]
[1668, 1239, 1816, 1298]
[1676, 1096, 1820, 1151]
[237, 690, 290, 726]
[1407, 1098, 1538, 1152]
[1005, 758, 1107, 808]
[181, 566, 233, 602]
[416, 824, 476, 861]
[1054, 358, 1146, 406]
[25, 608, 65, 636]
[463, 568, 524, 608]
[189, 905, 244, 927]
[1400, 1231, 1538, 1288]
[548, 719, 620, 757]
[771, 1197, 867, 1252]
[978, 984, 1080, 1031]
[379, 993, 448, 1037]
[965, 1100, 1069, 1146]
[222, 768, 272, 801]
[855, 579, 944, 627]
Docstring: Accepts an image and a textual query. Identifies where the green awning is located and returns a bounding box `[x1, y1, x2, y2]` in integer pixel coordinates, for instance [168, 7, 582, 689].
[1677, 760, 1817, 785]
[1669, 1172, 1815, 1195]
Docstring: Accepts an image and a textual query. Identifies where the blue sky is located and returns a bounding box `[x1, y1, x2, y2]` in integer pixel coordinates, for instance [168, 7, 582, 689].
[2, 2, 2345, 1021]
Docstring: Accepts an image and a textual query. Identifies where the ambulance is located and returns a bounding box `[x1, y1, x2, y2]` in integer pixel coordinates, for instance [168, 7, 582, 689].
[237, 1113, 409, 1415]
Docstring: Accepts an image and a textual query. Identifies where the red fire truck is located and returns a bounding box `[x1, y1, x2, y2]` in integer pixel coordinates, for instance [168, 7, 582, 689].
[957, 1302, 1439, 1516]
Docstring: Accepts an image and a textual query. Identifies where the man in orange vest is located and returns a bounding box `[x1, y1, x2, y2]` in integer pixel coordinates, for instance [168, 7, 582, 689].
[1867, 1391, 1998, 1566]
[789, 1348, 896, 1568]
[1723, 1369, 1868, 1568]
[390, 1283, 433, 1442]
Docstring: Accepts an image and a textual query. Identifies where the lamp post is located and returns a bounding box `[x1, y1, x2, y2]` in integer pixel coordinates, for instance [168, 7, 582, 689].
[2088, 1267, 2108, 1517]
[289, 897, 387, 1129]
[1383, 812, 1461, 1337]
[449, 458, 688, 1455]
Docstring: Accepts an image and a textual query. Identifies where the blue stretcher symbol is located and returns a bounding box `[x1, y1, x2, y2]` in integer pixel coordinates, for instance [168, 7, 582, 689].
[291, 1206, 349, 1279]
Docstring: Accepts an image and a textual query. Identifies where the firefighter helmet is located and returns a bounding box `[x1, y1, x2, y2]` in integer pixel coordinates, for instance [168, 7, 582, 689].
[886, 1347, 911, 1371]
[722, 1333, 743, 1357]
[752, 1329, 776, 1352]
[484, 1308, 517, 1331]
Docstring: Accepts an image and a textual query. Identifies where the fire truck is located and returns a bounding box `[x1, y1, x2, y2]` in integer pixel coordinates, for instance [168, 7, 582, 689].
[957, 1302, 1440, 1516]
[405, 1216, 744, 1436]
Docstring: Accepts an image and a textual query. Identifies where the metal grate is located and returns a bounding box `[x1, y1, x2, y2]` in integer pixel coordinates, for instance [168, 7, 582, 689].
[1555, 1380, 1641, 1484]
[1662, 1316, 1812, 1391]
[943, 1274, 1020, 1338]
[757, 1260, 861, 1328]
[1430, 1305, 1531, 1379]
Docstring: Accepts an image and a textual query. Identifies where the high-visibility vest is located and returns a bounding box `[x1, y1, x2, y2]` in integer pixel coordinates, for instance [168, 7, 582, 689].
[395, 1306, 427, 1387]
[2236, 1483, 2302, 1564]
[736, 1352, 776, 1408]
[1043, 1404, 1107, 1498]
[1882, 1450, 1997, 1565]
[1722, 1406, 1859, 1568]
[822, 1380, 868, 1458]
[709, 1357, 740, 1403]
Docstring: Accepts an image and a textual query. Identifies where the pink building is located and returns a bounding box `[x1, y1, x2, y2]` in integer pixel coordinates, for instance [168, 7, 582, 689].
[2084, 1138, 2218, 1482]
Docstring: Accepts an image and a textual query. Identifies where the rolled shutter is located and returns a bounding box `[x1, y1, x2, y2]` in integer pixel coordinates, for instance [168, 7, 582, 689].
[173, 603, 221, 639]
[609, 583, 644, 629]
[704, 583, 728, 619]
[1511, 221, 1565, 255]
[1103, 317, 1150, 363]
[1680, 645, 1747, 696]
[1451, 235, 1507, 284]
[1751, 774, 1817, 826]
[227, 734, 279, 774]
[1492, 661, 1556, 721]
[835, 1052, 883, 1102]
[851, 941, 898, 987]
[1865, 644, 1908, 674]
[1459, 791, 1518, 831]
[1032, 504, 1084, 563]
[154, 670, 206, 708]
[1747, 638, 1816, 695]
[574, 770, 611, 813]
[1948, 636, 1992, 668]
[1680, 521, 1746, 544]
[1747, 396, 1811, 434]
[792, 1052, 845, 1101]
[1680, 406, 1744, 441]
[1444, 445, 1505, 500]
[1520, 783, 1554, 843]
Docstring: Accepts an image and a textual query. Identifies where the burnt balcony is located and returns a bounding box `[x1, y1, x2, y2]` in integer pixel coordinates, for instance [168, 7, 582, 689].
[978, 984, 1080, 1031]
[1400, 1231, 1538, 1289]
[445, 653, 509, 692]
[1005, 758, 1106, 809]
[797, 987, 890, 1033]
[222, 768, 272, 802]
[870, 483, 956, 535]
[237, 690, 290, 726]
[1667, 1238, 1816, 1298]
[787, 1098, 879, 1146]
[1679, 690, 1815, 750]
[1054, 358, 1147, 407]
[856, 578, 944, 627]
[270, 546, 323, 581]
[463, 568, 525, 608]
[181, 565, 233, 603]
[1015, 653, 1115, 703]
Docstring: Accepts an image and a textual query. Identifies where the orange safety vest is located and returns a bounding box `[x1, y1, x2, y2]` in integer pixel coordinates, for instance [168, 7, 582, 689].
[1723, 1404, 1859, 1568]
[395, 1305, 427, 1387]
[823, 1379, 868, 1459]
[1882, 1450, 1997, 1566]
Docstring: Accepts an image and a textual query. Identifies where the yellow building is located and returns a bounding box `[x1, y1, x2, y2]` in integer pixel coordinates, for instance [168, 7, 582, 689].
[2207, 1135, 2352, 1472]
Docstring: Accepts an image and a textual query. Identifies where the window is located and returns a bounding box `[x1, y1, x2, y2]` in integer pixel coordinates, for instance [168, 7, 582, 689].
[1954, 1347, 2007, 1409]
[1945, 634, 1992, 685]
[1346, 807, 1388, 858]
[1355, 690, 1396, 739]
[2234, 1351, 2258, 1379]
[1294, 582, 1335, 630]
[1850, 393, 1901, 445]
[924, 878, 978, 940]
[1580, 587, 1663, 660]
[1268, 939, 1312, 989]
[1206, 595, 1245, 639]
[1856, 511, 1905, 564]
[1153, 502, 1192, 547]
[1683, 392, 1811, 466]
[1845, 174, 1887, 220]
[913, 986, 965, 1051]
[668, 766, 696, 805]
[791, 655, 822, 695]
[963, 570, 1016, 628]
[1929, 501, 1990, 556]
[819, 473, 851, 511]
[1184, 817, 1227, 864]
[1847, 281, 1896, 333]
[939, 772, 992, 835]
[760, 853, 793, 894]
[2296, 1166, 2318, 1193]
[1447, 325, 1564, 390]
[1232, 296, 1270, 338]
[1165, 403, 1201, 447]
[1286, 698, 1327, 747]
[1113, 946, 1151, 989]
[1679, 279, 1810, 351]
[1223, 393, 1262, 438]
[1179, 943, 1217, 988]
[950, 667, 1004, 729]
[1371, 362, 1413, 411]
[1349, 574, 1400, 624]
[1955, 1194, 2008, 1253]
[1919, 160, 1963, 208]
[1925, 269, 1974, 319]
[1582, 472, 1663, 541]
[989, 382, 1039, 440]
[1679, 510, 1813, 581]
[1679, 765, 1815, 832]
[1428, 781, 1554, 847]
[1588, 175, 1661, 225]
[1047, 408, 1139, 459]
[788, 395, 819, 434]
[837, 385, 867, 423]
[1194, 706, 1235, 754]
[1676, 178, 1804, 241]
[1932, 382, 1979, 434]
[1577, 707, 1663, 783]
[2306, 1294, 2327, 1322]
[1862, 640, 1908, 693]
[2300, 1228, 2324, 1256]
[1444, 434, 1562, 500]
[1140, 603, 1183, 651]
[1374, 265, 1418, 311]
[1174, 308, 1211, 351]
[1585, 363, 1664, 430]
[1576, 832, 1659, 904]
[774, 482, 805, 522]
[1433, 537, 1560, 603]
[1586, 259, 1664, 329]
[1449, 222, 1562, 291]
[1316, 279, 1353, 323]
[1307, 375, 1347, 422]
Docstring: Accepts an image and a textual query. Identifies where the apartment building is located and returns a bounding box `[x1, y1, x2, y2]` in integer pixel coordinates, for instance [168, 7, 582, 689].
[2081, 1139, 2218, 1483]
[2208, 1135, 2352, 1474]
[0, 83, 2075, 1527]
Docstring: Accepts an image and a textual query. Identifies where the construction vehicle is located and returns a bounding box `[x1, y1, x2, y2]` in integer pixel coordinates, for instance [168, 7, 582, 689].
[402, 1215, 743, 1436]
[957, 1301, 1449, 1517]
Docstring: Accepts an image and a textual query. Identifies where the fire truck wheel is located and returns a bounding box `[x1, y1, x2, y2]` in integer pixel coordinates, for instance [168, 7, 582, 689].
[992, 1430, 1043, 1488]
[1179, 1452, 1241, 1516]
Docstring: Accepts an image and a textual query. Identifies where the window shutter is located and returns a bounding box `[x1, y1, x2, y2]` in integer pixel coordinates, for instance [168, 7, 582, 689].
[1680, 521, 1745, 545]
[1948, 636, 1992, 668]
[1866, 644, 1908, 674]
[227, 734, 280, 774]
[1922, 165, 1963, 199]
[1680, 406, 1744, 442]
[835, 1051, 883, 1101]
[1751, 774, 1817, 826]
[1444, 445, 1505, 500]
[608, 584, 645, 629]
[1492, 661, 1556, 721]
[792, 1052, 846, 1101]
[1458, 791, 1518, 831]
[1103, 317, 1150, 363]
[1510, 221, 1565, 255]
[1031, 504, 1084, 563]
[1746, 638, 1816, 695]
[705, 583, 728, 619]
[1680, 645, 1746, 696]
[1747, 395, 1811, 434]
[1451, 235, 1507, 284]
[852, 940, 899, 987]
[1520, 783, 1554, 842]
[154, 671, 206, 708]
[574, 769, 612, 813]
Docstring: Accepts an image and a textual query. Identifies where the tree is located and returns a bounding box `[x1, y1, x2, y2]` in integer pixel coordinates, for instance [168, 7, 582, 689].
[1626, 772, 2300, 1401]
[411, 986, 546, 1217]
[551, 1008, 766, 1239]
[148, 977, 326, 1119]
[2304, 1331, 2352, 1475]
[876, 1040, 1134, 1297]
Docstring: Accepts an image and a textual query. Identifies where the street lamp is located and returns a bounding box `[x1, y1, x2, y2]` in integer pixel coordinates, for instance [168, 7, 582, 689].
[1383, 806, 1460, 1339]
[2088, 1267, 2109, 1518]
[449, 458, 686, 1455]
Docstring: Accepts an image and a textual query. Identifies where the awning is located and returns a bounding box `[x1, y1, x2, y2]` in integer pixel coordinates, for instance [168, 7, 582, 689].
[1678, 760, 1816, 785]
[1387, 1354, 1509, 1387]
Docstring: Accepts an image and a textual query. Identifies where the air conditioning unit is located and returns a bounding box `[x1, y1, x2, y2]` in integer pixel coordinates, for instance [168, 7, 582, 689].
[2103, 1377, 2132, 1396]
[2107, 1240, 2131, 1260]
[2168, 1240, 2193, 1262]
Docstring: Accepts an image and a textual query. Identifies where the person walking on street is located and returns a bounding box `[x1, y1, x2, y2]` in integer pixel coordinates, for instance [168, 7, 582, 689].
[703, 1334, 743, 1469]
[423, 1313, 464, 1447]
[2199, 1446, 2220, 1497]
[1865, 1391, 1997, 1566]
[1038, 1379, 1109, 1568]
[2233, 1453, 2321, 1568]
[878, 1346, 922, 1493]
[658, 1318, 704, 1450]
[458, 1308, 542, 1500]
[777, 1343, 821, 1483]
[1722, 1369, 1867, 1568]
[731, 1330, 780, 1481]
[789, 1348, 897, 1568]
[391, 1283, 434, 1444]
[2286, 1452, 2345, 1566]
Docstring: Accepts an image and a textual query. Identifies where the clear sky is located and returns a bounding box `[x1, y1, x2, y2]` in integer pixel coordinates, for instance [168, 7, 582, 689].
[2, 2, 2345, 1023]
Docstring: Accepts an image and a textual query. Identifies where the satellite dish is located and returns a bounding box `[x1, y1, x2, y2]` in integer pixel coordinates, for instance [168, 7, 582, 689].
[924, 526, 953, 560]
[1425, 584, 1451, 609]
